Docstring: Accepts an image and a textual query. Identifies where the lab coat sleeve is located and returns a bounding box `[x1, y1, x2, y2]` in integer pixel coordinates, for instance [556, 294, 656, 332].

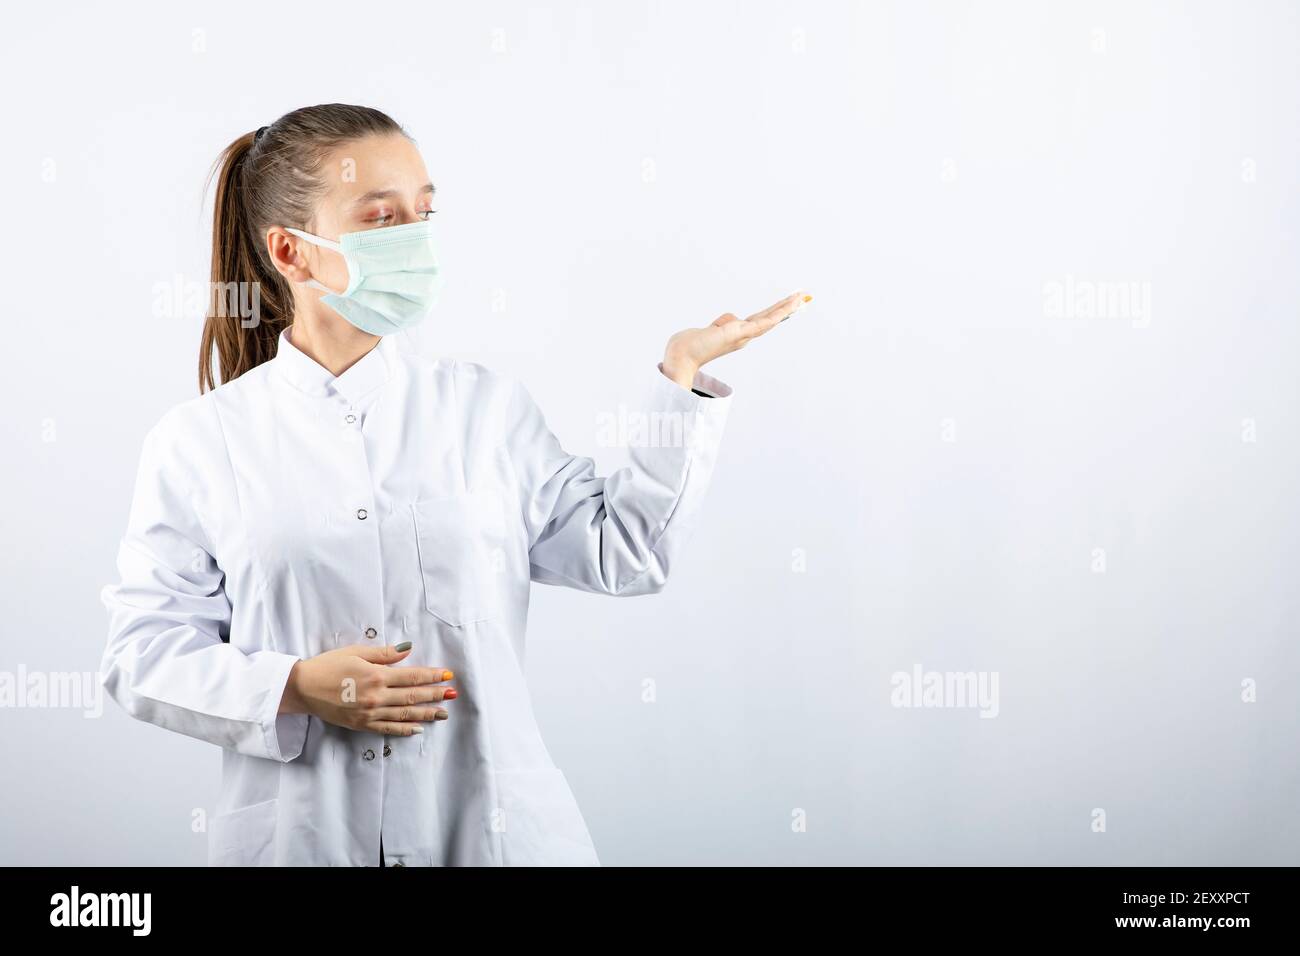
[507, 364, 733, 595]
[99, 420, 309, 762]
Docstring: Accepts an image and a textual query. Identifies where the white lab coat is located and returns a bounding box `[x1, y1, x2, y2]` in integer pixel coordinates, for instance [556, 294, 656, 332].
[99, 328, 732, 866]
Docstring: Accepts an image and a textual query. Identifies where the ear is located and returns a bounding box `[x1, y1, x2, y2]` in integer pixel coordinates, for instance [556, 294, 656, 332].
[266, 226, 314, 283]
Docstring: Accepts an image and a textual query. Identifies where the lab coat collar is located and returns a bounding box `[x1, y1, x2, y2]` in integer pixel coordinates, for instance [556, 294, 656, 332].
[272, 327, 399, 404]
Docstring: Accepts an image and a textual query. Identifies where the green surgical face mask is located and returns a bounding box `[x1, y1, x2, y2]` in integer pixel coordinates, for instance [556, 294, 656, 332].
[286, 219, 442, 336]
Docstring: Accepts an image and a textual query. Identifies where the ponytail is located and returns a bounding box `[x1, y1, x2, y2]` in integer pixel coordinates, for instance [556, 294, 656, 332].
[200, 131, 290, 393]
[199, 104, 408, 393]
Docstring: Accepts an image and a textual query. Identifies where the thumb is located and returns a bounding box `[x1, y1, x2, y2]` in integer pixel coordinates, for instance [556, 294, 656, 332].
[349, 641, 413, 664]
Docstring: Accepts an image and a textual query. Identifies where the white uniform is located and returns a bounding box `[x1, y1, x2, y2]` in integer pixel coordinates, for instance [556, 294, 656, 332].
[99, 329, 731, 866]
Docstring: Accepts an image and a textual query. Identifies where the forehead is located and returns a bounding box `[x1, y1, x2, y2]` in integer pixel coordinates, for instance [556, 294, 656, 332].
[319, 133, 430, 201]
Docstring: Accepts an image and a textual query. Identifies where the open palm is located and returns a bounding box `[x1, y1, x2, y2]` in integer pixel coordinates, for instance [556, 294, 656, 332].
[662, 291, 811, 388]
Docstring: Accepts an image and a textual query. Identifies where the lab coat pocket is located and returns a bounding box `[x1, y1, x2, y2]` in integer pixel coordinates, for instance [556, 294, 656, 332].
[207, 797, 279, 867]
[412, 492, 508, 627]
[493, 768, 600, 866]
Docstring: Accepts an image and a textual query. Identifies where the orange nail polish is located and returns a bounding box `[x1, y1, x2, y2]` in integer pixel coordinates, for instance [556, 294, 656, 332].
[443, 670, 454, 681]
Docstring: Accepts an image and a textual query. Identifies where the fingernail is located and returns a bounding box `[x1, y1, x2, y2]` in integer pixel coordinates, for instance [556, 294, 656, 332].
[444, 688, 458, 700]
[435, 709, 449, 720]
[394, 641, 412, 653]
[783, 291, 812, 322]
[442, 669, 454, 681]
[410, 725, 424, 735]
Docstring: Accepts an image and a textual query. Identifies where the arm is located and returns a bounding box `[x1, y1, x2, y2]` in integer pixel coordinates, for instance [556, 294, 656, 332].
[512, 290, 810, 595]
[510, 365, 733, 596]
[98, 420, 309, 762]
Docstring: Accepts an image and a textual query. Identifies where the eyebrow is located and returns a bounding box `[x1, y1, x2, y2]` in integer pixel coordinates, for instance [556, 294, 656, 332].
[351, 183, 436, 206]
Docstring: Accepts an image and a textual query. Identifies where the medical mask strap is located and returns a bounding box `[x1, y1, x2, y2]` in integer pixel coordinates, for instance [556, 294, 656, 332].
[286, 226, 344, 294]
[286, 226, 342, 252]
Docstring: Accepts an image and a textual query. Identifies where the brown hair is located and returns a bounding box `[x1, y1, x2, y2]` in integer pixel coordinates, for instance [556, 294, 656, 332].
[200, 104, 408, 393]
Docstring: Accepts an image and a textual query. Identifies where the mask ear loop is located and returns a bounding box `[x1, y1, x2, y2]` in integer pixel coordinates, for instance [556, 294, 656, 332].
[285, 227, 351, 295]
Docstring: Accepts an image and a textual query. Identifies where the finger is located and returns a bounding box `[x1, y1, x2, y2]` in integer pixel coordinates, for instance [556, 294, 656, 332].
[753, 296, 809, 330]
[383, 666, 454, 688]
[376, 683, 458, 706]
[778, 291, 813, 323]
[352, 642, 415, 664]
[711, 312, 740, 328]
[743, 291, 802, 323]
[371, 705, 450, 723]
[369, 721, 434, 737]
[721, 314, 779, 348]
[732, 293, 812, 344]
[723, 308, 790, 347]
[745, 291, 810, 325]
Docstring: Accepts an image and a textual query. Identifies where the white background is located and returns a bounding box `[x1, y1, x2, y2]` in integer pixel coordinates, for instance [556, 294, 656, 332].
[1, 0, 1297, 865]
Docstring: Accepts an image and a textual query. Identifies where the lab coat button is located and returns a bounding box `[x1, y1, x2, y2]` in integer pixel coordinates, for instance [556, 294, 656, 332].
[364, 627, 378, 639]
[390, 862, 404, 867]
[356, 508, 368, 520]
[344, 413, 357, 425]
[362, 748, 376, 761]
[383, 744, 392, 757]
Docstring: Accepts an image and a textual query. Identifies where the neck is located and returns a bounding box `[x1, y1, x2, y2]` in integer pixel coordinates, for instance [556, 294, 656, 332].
[287, 315, 380, 377]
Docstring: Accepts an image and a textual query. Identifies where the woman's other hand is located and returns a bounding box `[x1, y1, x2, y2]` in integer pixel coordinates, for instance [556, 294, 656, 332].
[279, 643, 456, 735]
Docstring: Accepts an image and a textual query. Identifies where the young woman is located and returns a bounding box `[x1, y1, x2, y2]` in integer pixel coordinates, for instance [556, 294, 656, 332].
[100, 103, 809, 867]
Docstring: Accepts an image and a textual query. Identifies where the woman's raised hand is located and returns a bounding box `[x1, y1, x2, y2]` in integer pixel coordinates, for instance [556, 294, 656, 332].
[660, 290, 812, 389]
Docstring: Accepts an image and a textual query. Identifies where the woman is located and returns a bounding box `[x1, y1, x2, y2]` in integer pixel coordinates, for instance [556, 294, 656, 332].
[100, 103, 809, 866]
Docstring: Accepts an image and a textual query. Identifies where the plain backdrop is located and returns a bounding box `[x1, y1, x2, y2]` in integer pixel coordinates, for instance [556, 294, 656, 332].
[1, 0, 1297, 865]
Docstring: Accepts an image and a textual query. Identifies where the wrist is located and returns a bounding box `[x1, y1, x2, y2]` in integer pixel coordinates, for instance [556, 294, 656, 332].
[279, 660, 307, 715]
[660, 352, 699, 390]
